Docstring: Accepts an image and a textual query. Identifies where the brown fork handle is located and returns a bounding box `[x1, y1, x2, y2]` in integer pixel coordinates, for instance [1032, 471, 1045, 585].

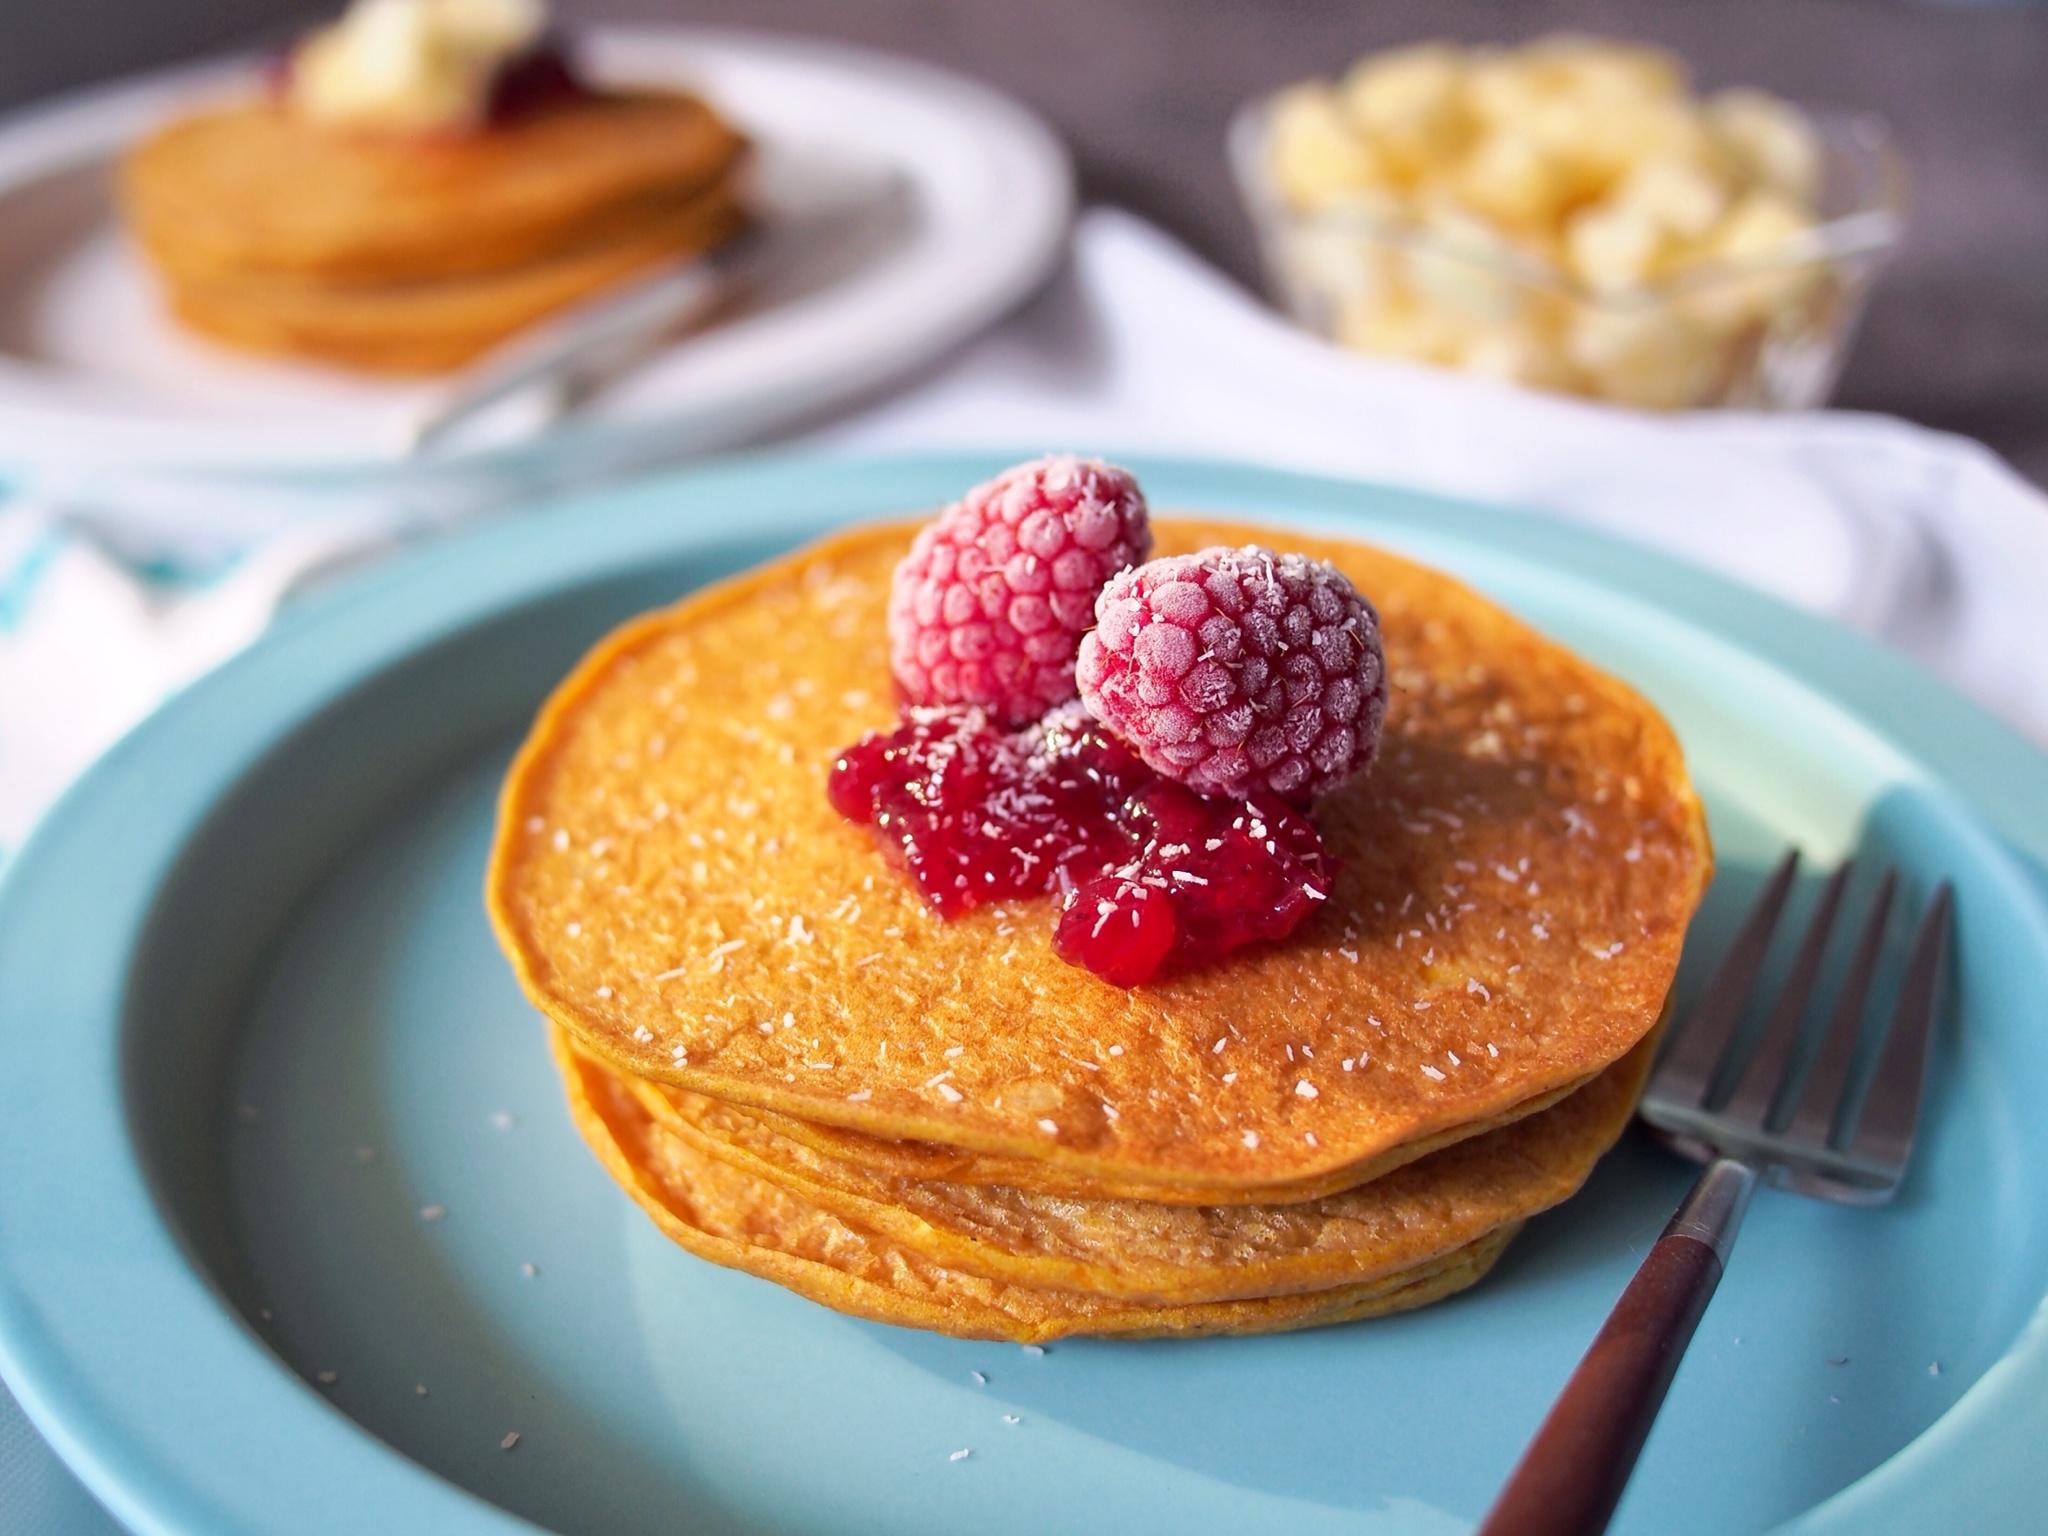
[1478, 1158, 1758, 1536]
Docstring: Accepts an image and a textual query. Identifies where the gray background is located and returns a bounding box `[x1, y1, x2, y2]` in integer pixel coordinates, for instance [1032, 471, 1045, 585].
[4, 0, 2045, 482]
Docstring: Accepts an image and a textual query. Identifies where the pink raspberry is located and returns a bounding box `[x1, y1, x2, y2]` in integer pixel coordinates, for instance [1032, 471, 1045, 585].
[889, 456, 1151, 726]
[1076, 545, 1387, 802]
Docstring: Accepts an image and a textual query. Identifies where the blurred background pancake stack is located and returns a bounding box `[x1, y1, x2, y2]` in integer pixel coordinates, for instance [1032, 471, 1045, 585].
[119, 0, 748, 372]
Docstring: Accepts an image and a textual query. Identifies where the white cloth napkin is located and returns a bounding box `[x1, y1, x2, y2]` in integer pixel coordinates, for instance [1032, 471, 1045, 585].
[2, 207, 2044, 858]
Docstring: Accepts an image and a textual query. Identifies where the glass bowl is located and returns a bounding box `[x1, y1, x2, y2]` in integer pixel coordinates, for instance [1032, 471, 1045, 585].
[1228, 92, 1907, 410]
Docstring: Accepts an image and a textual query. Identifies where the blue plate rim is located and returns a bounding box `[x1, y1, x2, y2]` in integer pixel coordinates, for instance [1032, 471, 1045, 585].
[1, 448, 2044, 1536]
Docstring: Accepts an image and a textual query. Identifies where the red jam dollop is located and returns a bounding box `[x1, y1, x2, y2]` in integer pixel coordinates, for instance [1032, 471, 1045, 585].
[485, 42, 590, 123]
[829, 704, 1334, 986]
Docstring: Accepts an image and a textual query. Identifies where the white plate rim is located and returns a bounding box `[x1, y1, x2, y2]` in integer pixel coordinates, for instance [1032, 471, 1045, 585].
[0, 26, 1074, 480]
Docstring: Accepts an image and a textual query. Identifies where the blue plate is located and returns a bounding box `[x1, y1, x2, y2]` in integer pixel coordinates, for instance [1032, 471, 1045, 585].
[2, 453, 2045, 1536]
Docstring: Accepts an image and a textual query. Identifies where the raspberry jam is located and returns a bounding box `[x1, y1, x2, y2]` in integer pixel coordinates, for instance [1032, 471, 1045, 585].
[829, 704, 1334, 986]
[486, 43, 591, 123]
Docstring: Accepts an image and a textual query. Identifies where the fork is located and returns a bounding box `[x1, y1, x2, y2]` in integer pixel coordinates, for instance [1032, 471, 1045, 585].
[1478, 850, 1953, 1536]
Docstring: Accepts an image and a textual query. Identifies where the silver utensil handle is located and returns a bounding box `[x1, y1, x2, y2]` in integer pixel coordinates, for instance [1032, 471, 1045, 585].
[399, 255, 731, 458]
[1477, 1158, 1758, 1536]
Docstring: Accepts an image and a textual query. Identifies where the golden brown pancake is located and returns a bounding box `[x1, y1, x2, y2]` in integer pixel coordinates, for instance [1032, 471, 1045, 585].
[626, 1029, 1652, 1305]
[160, 182, 744, 373]
[717, 1070, 1593, 1206]
[558, 1027, 1521, 1342]
[121, 90, 746, 286]
[489, 519, 1710, 1200]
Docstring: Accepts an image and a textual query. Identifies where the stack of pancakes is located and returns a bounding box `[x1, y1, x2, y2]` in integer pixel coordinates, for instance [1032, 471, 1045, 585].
[489, 520, 1711, 1343]
[120, 89, 746, 372]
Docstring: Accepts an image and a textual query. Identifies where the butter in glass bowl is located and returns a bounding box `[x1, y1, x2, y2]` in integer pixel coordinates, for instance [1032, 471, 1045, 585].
[1231, 36, 1906, 409]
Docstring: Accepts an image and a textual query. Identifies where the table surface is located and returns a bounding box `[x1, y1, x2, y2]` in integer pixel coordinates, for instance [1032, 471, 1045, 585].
[0, 2, 2043, 1528]
[4, 0, 2043, 483]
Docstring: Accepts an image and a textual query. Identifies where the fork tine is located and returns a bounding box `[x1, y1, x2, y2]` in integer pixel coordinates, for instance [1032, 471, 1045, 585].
[1783, 868, 1897, 1147]
[1651, 849, 1800, 1106]
[1720, 861, 1852, 1125]
[1846, 883, 1953, 1174]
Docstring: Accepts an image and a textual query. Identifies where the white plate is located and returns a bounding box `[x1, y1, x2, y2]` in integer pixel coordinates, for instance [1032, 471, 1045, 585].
[0, 27, 1070, 523]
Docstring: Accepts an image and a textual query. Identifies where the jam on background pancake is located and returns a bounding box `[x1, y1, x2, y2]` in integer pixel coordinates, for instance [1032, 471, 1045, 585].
[557, 1028, 1523, 1344]
[629, 1030, 1654, 1306]
[489, 519, 1710, 1199]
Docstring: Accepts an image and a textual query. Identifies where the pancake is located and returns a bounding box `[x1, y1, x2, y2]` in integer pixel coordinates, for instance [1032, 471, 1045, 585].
[488, 519, 1710, 1200]
[121, 89, 746, 286]
[717, 1069, 1594, 1206]
[558, 1027, 1521, 1342]
[627, 1029, 1653, 1305]
[160, 181, 744, 372]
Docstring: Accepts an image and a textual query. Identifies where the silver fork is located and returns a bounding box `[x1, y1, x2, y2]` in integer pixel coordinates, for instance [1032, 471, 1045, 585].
[1479, 850, 1953, 1536]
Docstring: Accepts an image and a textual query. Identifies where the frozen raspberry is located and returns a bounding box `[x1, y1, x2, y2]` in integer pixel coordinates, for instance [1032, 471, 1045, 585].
[1077, 545, 1387, 802]
[889, 456, 1151, 727]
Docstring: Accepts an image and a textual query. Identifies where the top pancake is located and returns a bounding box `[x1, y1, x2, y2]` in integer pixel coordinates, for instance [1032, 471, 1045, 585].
[487, 518, 1709, 1198]
[120, 89, 746, 286]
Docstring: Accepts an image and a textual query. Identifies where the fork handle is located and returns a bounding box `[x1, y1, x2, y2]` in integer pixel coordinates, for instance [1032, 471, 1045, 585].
[1478, 1158, 1758, 1536]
